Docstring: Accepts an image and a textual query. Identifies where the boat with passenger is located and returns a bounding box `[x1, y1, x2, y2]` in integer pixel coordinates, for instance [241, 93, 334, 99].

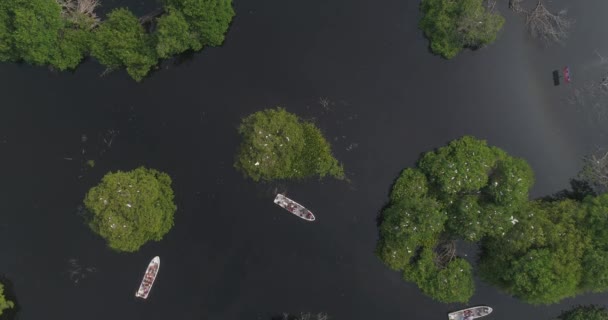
[135, 256, 160, 299]
[448, 306, 493, 320]
[274, 194, 315, 221]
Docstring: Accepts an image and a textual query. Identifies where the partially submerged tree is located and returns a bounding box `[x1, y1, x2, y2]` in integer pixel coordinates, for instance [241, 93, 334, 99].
[420, 0, 505, 59]
[510, 0, 573, 44]
[579, 149, 608, 194]
[0, 282, 14, 316]
[235, 108, 344, 182]
[84, 167, 177, 252]
[556, 305, 608, 320]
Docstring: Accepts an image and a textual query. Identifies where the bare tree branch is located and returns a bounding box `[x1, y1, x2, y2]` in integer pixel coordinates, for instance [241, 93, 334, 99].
[56, 0, 101, 29]
[434, 240, 456, 268]
[580, 149, 608, 194]
[526, 1, 572, 44]
[510, 0, 573, 44]
[509, 0, 526, 14]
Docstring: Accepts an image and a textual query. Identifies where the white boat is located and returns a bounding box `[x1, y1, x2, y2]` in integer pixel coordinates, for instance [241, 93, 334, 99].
[448, 306, 493, 320]
[135, 256, 160, 299]
[274, 194, 315, 221]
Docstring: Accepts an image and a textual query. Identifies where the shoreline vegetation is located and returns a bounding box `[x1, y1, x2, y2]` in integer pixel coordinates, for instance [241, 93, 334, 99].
[376, 136, 608, 304]
[0, 0, 235, 81]
[556, 305, 608, 320]
[0, 282, 14, 317]
[235, 107, 345, 182]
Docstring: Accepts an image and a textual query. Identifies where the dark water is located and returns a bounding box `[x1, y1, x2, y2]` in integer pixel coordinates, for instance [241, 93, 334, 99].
[2, 0, 608, 319]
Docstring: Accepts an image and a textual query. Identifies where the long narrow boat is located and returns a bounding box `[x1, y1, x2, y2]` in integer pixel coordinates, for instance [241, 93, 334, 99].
[448, 306, 493, 320]
[135, 256, 160, 299]
[274, 194, 315, 221]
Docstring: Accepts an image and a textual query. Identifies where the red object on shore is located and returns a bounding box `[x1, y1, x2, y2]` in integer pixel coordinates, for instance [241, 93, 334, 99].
[563, 66, 571, 83]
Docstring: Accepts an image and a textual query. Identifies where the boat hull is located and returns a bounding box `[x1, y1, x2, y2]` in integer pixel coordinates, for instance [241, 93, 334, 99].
[448, 306, 493, 320]
[135, 256, 160, 299]
[274, 194, 315, 221]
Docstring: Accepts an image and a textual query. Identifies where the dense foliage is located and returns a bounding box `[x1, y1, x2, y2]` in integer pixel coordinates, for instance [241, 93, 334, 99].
[0, 283, 14, 316]
[84, 167, 177, 252]
[378, 136, 608, 304]
[0, 0, 91, 69]
[376, 136, 533, 302]
[556, 305, 608, 320]
[163, 0, 235, 47]
[235, 108, 344, 182]
[479, 193, 608, 304]
[0, 0, 234, 80]
[419, 0, 505, 59]
[91, 8, 157, 81]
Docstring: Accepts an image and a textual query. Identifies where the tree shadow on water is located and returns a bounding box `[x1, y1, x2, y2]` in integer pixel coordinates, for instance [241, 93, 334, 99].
[0, 275, 19, 320]
[172, 50, 198, 67]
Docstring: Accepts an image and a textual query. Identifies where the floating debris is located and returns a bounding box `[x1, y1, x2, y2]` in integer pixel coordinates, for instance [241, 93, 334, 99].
[66, 258, 97, 285]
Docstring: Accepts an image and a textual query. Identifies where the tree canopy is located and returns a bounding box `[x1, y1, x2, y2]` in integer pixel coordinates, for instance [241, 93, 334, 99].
[0, 0, 94, 70]
[376, 136, 533, 303]
[556, 305, 608, 320]
[419, 0, 505, 59]
[479, 194, 608, 304]
[84, 167, 177, 252]
[0, 0, 235, 80]
[0, 282, 14, 316]
[235, 108, 344, 182]
[163, 0, 235, 47]
[91, 8, 157, 81]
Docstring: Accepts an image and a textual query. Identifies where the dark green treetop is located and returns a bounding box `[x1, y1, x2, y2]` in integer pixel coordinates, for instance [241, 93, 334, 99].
[479, 200, 591, 304]
[404, 248, 474, 304]
[235, 107, 344, 182]
[0, 0, 92, 70]
[556, 305, 608, 320]
[419, 136, 534, 241]
[0, 282, 14, 316]
[91, 8, 158, 81]
[84, 167, 176, 252]
[155, 7, 202, 59]
[163, 0, 235, 47]
[419, 0, 505, 59]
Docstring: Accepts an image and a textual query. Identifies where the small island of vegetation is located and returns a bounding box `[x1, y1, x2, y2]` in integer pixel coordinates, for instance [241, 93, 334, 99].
[235, 107, 344, 182]
[419, 0, 505, 59]
[0, 0, 235, 80]
[0, 282, 14, 316]
[84, 167, 177, 252]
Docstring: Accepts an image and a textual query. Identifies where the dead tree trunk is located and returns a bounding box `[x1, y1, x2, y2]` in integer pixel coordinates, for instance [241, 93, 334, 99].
[435, 240, 456, 269]
[580, 149, 608, 193]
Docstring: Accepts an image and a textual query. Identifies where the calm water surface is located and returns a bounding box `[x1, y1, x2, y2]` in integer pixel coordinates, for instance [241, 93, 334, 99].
[1, 0, 608, 319]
